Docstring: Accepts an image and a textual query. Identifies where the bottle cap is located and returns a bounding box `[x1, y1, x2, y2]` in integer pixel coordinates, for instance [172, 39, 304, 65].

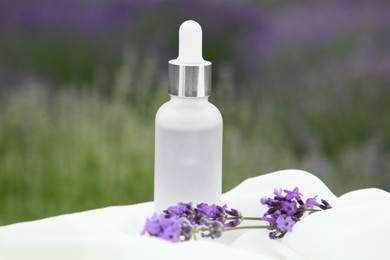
[168, 20, 212, 97]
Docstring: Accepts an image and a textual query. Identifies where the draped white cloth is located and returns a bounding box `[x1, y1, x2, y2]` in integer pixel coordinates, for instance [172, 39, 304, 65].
[0, 170, 388, 259]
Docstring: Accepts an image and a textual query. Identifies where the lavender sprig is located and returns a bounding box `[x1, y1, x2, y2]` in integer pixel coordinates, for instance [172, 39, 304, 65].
[163, 202, 243, 228]
[142, 187, 332, 242]
[260, 188, 332, 239]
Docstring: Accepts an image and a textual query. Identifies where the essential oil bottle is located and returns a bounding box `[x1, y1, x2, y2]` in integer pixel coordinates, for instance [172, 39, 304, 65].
[154, 20, 223, 212]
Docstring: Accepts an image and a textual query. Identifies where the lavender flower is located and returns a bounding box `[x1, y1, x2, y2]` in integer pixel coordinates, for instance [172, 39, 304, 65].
[260, 187, 332, 239]
[142, 213, 192, 242]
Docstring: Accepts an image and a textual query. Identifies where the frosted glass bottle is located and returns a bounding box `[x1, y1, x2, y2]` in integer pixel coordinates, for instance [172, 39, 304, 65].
[154, 96, 222, 212]
[154, 20, 223, 212]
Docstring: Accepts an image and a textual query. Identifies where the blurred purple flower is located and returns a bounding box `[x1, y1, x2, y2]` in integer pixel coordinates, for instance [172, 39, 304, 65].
[142, 213, 188, 242]
[0, 0, 266, 80]
[2, 0, 389, 84]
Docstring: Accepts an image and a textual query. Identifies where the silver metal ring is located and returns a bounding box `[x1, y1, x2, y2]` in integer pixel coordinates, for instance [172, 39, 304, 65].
[168, 62, 212, 97]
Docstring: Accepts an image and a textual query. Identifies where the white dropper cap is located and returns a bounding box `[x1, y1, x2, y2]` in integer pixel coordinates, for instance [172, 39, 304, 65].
[177, 20, 204, 64]
[168, 20, 212, 97]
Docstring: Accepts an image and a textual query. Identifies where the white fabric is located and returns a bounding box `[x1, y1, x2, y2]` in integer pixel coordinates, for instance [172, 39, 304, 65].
[0, 169, 388, 259]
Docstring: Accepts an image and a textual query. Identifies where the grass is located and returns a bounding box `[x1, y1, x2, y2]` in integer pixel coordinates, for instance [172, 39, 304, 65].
[0, 54, 389, 226]
[0, 84, 155, 224]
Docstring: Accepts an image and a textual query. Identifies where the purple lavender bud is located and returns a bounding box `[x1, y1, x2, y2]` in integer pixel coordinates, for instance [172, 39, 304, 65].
[269, 230, 287, 239]
[142, 213, 162, 236]
[225, 208, 239, 217]
[293, 210, 304, 219]
[305, 195, 321, 208]
[281, 201, 297, 216]
[196, 203, 214, 217]
[283, 187, 303, 201]
[319, 199, 332, 210]
[273, 188, 284, 199]
[163, 202, 197, 224]
[269, 232, 277, 239]
[181, 219, 193, 241]
[196, 203, 225, 223]
[225, 208, 242, 227]
[213, 204, 227, 222]
[142, 213, 188, 243]
[272, 209, 282, 218]
[262, 216, 277, 226]
[164, 202, 193, 216]
[158, 215, 183, 242]
[197, 203, 240, 227]
[261, 197, 279, 206]
[224, 219, 241, 227]
[265, 206, 279, 216]
[276, 215, 295, 232]
[200, 218, 224, 239]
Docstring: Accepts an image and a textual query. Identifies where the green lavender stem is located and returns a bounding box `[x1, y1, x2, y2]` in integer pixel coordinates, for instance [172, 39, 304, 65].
[305, 209, 321, 212]
[224, 225, 273, 231]
[242, 217, 263, 221]
[226, 216, 263, 221]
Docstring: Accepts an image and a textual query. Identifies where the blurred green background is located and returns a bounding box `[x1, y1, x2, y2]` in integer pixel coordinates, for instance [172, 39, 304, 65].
[1, 0, 390, 225]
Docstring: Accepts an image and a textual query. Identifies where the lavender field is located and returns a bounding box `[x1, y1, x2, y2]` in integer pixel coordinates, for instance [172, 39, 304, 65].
[0, 0, 389, 225]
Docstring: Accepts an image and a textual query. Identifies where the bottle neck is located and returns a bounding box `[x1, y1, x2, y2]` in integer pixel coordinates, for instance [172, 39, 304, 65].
[169, 95, 209, 103]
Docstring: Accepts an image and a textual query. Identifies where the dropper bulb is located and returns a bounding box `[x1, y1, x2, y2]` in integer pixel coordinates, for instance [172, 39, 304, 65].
[177, 20, 204, 64]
